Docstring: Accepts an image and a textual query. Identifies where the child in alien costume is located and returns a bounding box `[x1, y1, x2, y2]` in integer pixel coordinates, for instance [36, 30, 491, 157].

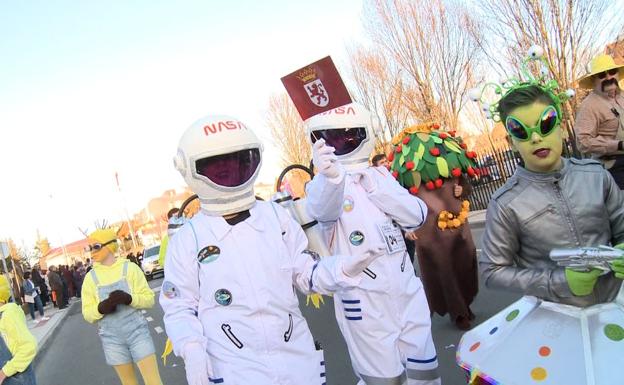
[456, 46, 624, 385]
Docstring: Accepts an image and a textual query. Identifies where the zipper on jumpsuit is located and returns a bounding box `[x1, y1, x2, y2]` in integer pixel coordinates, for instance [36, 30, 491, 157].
[553, 180, 599, 301]
[232, 228, 272, 355]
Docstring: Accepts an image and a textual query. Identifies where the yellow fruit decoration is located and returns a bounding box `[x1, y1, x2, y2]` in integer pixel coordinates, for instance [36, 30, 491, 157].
[437, 200, 471, 230]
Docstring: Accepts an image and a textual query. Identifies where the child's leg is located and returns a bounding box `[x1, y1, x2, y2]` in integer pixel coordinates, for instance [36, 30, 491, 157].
[112, 363, 139, 385]
[28, 302, 35, 320]
[398, 286, 441, 385]
[35, 295, 44, 317]
[136, 354, 163, 385]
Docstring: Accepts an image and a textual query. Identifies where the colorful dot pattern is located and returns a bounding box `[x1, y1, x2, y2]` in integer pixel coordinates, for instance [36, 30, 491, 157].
[465, 309, 558, 382]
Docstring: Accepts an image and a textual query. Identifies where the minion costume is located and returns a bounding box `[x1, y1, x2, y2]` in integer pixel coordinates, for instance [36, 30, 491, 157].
[0, 275, 37, 385]
[81, 229, 162, 385]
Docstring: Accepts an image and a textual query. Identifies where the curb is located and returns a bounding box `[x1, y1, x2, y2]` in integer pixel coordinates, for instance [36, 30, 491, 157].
[33, 300, 79, 366]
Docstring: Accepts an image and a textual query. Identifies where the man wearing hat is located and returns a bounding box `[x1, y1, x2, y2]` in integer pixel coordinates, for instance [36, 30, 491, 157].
[575, 54, 624, 187]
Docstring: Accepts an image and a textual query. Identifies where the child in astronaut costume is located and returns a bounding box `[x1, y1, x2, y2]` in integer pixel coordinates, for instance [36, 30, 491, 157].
[305, 103, 442, 385]
[160, 114, 385, 385]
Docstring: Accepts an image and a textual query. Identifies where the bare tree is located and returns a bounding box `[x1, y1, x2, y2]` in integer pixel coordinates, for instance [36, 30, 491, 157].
[361, 0, 484, 129]
[265, 93, 310, 167]
[478, 0, 624, 147]
[347, 44, 413, 151]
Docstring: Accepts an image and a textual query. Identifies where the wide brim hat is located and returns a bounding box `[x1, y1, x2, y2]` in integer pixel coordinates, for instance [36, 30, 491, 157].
[577, 54, 624, 89]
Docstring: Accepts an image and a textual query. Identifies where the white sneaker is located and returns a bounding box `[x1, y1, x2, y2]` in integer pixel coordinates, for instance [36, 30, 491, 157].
[41, 316, 50, 321]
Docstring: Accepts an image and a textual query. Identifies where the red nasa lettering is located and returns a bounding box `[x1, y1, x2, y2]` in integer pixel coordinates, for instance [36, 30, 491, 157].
[203, 120, 247, 136]
[319, 106, 355, 116]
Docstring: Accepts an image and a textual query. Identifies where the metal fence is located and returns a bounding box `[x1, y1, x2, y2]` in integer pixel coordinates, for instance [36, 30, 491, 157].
[467, 139, 578, 211]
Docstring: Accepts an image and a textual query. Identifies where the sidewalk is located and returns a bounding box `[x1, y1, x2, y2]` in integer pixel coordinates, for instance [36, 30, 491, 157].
[468, 209, 486, 226]
[26, 298, 79, 352]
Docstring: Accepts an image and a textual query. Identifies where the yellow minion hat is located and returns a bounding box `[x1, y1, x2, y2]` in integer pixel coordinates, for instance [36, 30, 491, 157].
[577, 54, 624, 89]
[88, 228, 119, 254]
[0, 275, 11, 303]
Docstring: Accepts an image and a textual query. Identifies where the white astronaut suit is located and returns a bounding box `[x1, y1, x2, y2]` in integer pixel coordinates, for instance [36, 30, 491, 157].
[160, 114, 384, 385]
[305, 103, 442, 385]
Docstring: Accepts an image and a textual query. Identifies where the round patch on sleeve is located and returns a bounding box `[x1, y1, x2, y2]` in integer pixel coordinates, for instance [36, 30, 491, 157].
[162, 281, 180, 299]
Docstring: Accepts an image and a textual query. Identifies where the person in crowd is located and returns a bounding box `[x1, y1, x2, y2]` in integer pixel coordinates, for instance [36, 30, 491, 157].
[305, 103, 440, 385]
[0, 275, 38, 384]
[575, 54, 624, 188]
[81, 229, 163, 385]
[21, 272, 48, 323]
[371, 153, 389, 169]
[30, 268, 48, 308]
[73, 262, 86, 299]
[47, 266, 65, 310]
[160, 114, 384, 385]
[61, 265, 75, 299]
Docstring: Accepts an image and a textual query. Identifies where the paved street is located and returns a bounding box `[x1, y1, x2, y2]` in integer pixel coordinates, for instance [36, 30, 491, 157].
[35, 221, 520, 384]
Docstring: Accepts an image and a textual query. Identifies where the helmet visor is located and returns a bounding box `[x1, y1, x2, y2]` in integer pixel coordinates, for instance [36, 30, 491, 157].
[310, 127, 367, 156]
[195, 148, 261, 187]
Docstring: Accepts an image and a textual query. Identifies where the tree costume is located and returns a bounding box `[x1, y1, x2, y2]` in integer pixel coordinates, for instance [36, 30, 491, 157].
[389, 123, 479, 330]
[456, 45, 624, 385]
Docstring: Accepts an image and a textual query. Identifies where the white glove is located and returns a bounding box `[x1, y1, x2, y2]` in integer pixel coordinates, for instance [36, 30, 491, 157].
[182, 343, 214, 385]
[349, 169, 377, 193]
[342, 245, 386, 277]
[312, 138, 343, 179]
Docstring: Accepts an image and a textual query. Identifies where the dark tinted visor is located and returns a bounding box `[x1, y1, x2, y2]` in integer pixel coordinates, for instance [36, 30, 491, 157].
[195, 148, 261, 187]
[310, 127, 367, 156]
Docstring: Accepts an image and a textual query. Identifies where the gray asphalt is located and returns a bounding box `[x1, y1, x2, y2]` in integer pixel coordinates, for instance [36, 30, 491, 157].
[35, 223, 521, 385]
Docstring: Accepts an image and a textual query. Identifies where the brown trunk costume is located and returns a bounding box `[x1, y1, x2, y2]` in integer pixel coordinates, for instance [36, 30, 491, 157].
[413, 176, 478, 328]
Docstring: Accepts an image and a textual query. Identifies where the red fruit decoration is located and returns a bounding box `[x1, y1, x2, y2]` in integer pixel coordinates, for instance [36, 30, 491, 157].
[389, 122, 477, 195]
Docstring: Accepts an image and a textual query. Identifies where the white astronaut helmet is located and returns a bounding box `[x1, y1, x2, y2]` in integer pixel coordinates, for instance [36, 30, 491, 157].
[173, 115, 263, 216]
[304, 102, 376, 171]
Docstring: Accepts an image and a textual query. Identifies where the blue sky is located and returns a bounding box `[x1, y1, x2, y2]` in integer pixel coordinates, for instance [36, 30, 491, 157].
[0, 0, 364, 249]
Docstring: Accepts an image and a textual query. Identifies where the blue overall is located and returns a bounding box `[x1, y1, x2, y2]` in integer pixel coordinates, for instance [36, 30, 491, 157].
[0, 312, 36, 385]
[91, 261, 155, 366]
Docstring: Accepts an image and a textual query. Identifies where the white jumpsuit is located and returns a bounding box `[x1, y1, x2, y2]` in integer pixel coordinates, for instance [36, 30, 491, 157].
[160, 201, 360, 385]
[306, 166, 442, 385]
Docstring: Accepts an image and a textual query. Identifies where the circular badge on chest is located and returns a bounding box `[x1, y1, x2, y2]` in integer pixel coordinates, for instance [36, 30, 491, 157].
[214, 289, 232, 306]
[198, 245, 220, 264]
[349, 230, 365, 246]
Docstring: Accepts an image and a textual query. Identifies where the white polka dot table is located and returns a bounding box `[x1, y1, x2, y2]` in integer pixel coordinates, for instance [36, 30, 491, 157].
[457, 289, 624, 384]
